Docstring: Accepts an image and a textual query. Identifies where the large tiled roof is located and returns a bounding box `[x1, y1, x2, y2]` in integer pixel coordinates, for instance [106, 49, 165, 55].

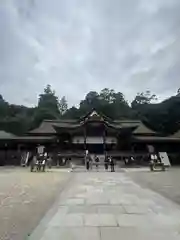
[112, 120, 156, 135]
[30, 121, 57, 134]
[30, 119, 155, 135]
[170, 130, 180, 138]
[0, 131, 16, 139]
[29, 120, 81, 134]
[132, 123, 156, 135]
[29, 111, 156, 135]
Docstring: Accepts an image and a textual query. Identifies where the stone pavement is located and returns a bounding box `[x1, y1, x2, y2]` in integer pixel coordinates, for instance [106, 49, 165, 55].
[30, 171, 180, 240]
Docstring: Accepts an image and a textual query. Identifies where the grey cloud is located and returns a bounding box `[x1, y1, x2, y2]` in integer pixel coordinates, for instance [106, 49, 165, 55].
[0, 0, 180, 107]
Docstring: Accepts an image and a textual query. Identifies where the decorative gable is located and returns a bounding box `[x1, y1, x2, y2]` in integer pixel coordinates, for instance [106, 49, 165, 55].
[89, 110, 99, 117]
[85, 110, 104, 122]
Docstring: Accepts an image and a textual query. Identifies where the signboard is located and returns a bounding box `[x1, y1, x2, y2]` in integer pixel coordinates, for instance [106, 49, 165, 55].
[159, 152, 171, 167]
[37, 145, 45, 155]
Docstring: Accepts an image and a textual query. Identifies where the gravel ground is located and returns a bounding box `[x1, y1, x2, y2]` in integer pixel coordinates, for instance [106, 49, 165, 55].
[0, 167, 70, 240]
[128, 167, 180, 206]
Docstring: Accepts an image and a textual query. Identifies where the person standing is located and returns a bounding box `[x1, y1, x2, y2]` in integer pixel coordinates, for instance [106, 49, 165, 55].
[95, 155, 99, 171]
[89, 155, 93, 170]
[85, 149, 88, 169]
[109, 156, 115, 172]
[86, 155, 90, 171]
[104, 156, 109, 171]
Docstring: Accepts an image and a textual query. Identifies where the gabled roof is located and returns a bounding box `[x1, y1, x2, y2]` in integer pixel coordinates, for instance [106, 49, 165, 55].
[0, 131, 16, 139]
[80, 109, 112, 122]
[170, 130, 180, 138]
[30, 121, 57, 134]
[29, 114, 157, 135]
[132, 123, 156, 135]
[113, 120, 156, 135]
[29, 120, 81, 134]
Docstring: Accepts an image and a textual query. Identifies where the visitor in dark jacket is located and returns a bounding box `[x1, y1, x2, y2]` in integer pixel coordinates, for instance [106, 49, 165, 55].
[109, 156, 115, 172]
[104, 156, 109, 171]
[95, 155, 99, 171]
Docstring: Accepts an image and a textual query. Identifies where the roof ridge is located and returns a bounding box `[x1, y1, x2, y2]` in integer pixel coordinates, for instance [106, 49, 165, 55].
[114, 120, 141, 123]
[44, 119, 77, 122]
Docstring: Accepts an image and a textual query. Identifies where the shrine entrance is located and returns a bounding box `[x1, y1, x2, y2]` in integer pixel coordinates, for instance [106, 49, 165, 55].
[86, 136, 104, 154]
[86, 143, 104, 154]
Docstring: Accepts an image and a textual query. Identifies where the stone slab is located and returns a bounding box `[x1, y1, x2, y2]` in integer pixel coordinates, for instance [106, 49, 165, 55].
[124, 205, 151, 214]
[41, 227, 100, 240]
[84, 214, 100, 226]
[98, 214, 118, 226]
[84, 214, 117, 227]
[86, 196, 109, 205]
[97, 205, 125, 214]
[60, 198, 85, 206]
[117, 214, 150, 227]
[100, 227, 180, 240]
[49, 214, 84, 227]
[100, 227, 140, 240]
[68, 205, 98, 214]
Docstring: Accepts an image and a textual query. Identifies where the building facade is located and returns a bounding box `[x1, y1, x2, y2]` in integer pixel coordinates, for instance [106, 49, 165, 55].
[28, 110, 180, 160]
[0, 109, 180, 165]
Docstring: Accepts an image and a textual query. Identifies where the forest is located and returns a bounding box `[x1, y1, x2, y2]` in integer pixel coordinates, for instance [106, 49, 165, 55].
[0, 84, 180, 135]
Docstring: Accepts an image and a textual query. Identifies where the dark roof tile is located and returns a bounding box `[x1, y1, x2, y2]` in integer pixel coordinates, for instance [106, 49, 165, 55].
[132, 123, 156, 135]
[170, 130, 180, 138]
[0, 131, 16, 139]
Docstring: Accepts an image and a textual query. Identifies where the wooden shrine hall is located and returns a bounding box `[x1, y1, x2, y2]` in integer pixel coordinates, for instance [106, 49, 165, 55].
[0, 109, 180, 165]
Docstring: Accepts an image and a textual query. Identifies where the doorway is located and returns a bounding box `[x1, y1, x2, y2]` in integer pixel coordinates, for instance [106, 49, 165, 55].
[87, 144, 104, 154]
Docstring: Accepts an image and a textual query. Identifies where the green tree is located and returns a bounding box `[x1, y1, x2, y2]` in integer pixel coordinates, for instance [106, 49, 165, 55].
[38, 84, 60, 115]
[99, 88, 115, 103]
[63, 106, 80, 119]
[0, 95, 9, 119]
[79, 91, 100, 113]
[131, 91, 157, 108]
[32, 85, 61, 127]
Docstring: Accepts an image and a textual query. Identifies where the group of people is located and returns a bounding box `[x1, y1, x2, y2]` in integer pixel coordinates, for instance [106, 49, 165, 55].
[85, 153, 115, 172]
[104, 155, 115, 172]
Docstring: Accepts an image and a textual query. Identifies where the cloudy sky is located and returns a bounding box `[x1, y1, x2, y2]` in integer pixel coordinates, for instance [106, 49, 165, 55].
[0, 0, 180, 107]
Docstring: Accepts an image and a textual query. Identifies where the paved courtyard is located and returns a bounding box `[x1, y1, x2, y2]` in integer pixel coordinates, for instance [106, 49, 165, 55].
[127, 167, 180, 205]
[30, 170, 180, 240]
[0, 167, 70, 240]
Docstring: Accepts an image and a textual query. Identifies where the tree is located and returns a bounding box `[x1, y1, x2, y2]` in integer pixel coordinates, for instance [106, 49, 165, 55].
[131, 91, 157, 108]
[79, 91, 100, 113]
[99, 88, 115, 103]
[85, 91, 99, 105]
[38, 84, 60, 115]
[0, 95, 9, 118]
[59, 96, 68, 115]
[32, 108, 58, 128]
[63, 106, 80, 119]
[31, 84, 61, 127]
[0, 86, 180, 135]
